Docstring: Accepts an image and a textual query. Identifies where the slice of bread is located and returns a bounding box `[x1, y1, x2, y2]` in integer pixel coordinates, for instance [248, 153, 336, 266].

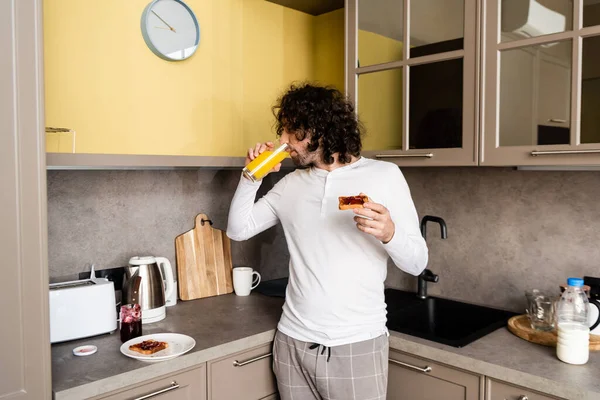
[129, 339, 168, 355]
[338, 195, 370, 210]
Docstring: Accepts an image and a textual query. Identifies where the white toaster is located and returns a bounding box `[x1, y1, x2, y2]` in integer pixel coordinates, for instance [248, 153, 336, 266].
[49, 276, 118, 343]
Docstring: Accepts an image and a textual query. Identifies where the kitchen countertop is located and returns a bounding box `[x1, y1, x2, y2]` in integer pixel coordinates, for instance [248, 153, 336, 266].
[52, 293, 600, 400]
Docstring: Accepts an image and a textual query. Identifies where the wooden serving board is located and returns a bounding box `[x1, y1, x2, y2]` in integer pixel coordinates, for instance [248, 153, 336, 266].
[175, 214, 233, 301]
[508, 314, 600, 351]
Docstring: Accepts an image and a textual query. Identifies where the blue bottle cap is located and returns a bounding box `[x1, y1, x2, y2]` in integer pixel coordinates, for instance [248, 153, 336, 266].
[567, 277, 584, 287]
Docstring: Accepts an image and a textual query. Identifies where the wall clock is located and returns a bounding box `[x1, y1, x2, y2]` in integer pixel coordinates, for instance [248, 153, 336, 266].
[141, 0, 200, 61]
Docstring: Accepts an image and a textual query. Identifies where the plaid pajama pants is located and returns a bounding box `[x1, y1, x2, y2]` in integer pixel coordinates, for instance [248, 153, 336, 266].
[272, 330, 389, 400]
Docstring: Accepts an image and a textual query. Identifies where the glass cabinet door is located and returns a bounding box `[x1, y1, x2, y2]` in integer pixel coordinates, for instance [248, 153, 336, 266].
[358, 0, 404, 67]
[581, 35, 600, 144]
[483, 0, 600, 165]
[348, 0, 477, 166]
[358, 68, 403, 151]
[409, 58, 463, 150]
[409, 0, 464, 56]
[584, 0, 600, 27]
[498, 41, 572, 147]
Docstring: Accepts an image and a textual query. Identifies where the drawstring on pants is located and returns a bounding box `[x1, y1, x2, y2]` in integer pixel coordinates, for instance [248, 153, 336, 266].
[309, 343, 331, 362]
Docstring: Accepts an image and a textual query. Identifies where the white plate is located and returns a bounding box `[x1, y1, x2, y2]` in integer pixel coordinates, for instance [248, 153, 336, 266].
[120, 333, 196, 362]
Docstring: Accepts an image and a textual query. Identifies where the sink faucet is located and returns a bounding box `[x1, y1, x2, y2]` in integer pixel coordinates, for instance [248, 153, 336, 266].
[417, 269, 439, 300]
[420, 215, 448, 240]
[417, 215, 447, 299]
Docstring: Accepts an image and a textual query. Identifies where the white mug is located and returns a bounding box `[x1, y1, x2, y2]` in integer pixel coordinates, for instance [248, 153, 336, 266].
[233, 267, 261, 296]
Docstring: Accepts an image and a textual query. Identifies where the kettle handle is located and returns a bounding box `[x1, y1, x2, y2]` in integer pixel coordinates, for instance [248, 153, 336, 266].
[155, 257, 175, 301]
[590, 299, 600, 331]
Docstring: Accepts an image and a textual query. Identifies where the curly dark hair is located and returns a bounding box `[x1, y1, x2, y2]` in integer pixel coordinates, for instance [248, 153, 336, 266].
[272, 83, 363, 165]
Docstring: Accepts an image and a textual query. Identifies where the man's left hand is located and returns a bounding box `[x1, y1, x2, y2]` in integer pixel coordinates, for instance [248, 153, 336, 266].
[353, 194, 395, 244]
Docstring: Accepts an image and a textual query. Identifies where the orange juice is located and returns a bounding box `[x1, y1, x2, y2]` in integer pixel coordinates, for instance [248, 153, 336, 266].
[242, 143, 289, 182]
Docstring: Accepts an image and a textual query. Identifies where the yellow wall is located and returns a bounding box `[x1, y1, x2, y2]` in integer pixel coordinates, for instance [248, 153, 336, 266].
[357, 30, 404, 151]
[44, 0, 343, 156]
[313, 9, 345, 92]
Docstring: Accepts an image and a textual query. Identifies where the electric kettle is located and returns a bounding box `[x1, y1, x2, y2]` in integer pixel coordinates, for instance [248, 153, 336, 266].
[123, 256, 175, 324]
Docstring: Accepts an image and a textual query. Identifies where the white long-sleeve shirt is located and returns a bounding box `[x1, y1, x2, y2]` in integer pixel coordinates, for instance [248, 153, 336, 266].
[227, 157, 428, 346]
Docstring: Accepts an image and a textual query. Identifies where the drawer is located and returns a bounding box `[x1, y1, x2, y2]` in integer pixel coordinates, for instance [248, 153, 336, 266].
[388, 350, 482, 400]
[208, 343, 277, 400]
[92, 364, 206, 400]
[486, 378, 565, 400]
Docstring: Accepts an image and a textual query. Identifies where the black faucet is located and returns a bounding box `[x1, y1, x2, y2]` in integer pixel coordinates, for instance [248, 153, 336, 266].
[417, 215, 447, 299]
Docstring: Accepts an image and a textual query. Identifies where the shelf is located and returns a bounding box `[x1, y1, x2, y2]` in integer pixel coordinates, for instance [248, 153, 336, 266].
[46, 153, 294, 170]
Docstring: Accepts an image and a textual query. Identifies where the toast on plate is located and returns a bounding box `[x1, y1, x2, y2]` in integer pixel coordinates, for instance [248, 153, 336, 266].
[129, 339, 169, 355]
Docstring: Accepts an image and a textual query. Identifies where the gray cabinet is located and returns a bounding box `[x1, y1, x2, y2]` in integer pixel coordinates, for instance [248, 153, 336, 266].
[346, 0, 479, 166]
[486, 378, 565, 400]
[387, 350, 483, 400]
[0, 0, 52, 399]
[482, 0, 600, 166]
[208, 343, 277, 400]
[91, 366, 207, 400]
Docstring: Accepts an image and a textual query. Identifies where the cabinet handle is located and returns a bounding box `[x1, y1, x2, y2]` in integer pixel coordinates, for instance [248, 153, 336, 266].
[389, 358, 432, 373]
[531, 149, 600, 156]
[547, 118, 567, 123]
[233, 352, 272, 367]
[375, 153, 434, 159]
[133, 381, 180, 400]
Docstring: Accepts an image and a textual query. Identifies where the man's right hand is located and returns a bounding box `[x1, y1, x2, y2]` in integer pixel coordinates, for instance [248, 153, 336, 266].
[244, 142, 282, 176]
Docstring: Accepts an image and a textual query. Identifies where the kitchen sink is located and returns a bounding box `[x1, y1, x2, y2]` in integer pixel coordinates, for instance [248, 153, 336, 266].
[385, 288, 517, 347]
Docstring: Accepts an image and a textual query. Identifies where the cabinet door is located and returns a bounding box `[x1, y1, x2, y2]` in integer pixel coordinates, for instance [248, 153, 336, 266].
[0, 0, 52, 399]
[498, 45, 535, 147]
[486, 378, 565, 400]
[92, 365, 206, 400]
[347, 0, 478, 166]
[537, 56, 571, 129]
[209, 343, 277, 400]
[482, 0, 600, 166]
[387, 350, 482, 400]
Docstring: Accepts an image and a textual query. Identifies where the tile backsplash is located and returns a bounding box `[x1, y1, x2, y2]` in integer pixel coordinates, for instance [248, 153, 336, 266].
[47, 169, 290, 283]
[389, 167, 600, 312]
[48, 166, 600, 312]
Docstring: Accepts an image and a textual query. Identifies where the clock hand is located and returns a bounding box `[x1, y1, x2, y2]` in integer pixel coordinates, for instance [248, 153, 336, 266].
[151, 10, 176, 33]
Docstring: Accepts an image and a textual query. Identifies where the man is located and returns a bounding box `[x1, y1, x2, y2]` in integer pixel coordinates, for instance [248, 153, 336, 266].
[227, 83, 428, 400]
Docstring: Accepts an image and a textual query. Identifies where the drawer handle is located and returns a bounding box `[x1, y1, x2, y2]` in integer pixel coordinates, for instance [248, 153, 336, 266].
[389, 358, 432, 373]
[375, 153, 434, 159]
[547, 118, 567, 123]
[531, 149, 600, 156]
[233, 353, 272, 367]
[133, 381, 180, 400]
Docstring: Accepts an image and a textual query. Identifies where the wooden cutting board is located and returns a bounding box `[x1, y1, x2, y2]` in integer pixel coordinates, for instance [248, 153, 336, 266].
[508, 314, 600, 351]
[175, 213, 233, 300]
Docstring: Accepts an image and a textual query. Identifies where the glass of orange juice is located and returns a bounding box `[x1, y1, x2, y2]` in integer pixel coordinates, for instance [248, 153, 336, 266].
[242, 143, 289, 182]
